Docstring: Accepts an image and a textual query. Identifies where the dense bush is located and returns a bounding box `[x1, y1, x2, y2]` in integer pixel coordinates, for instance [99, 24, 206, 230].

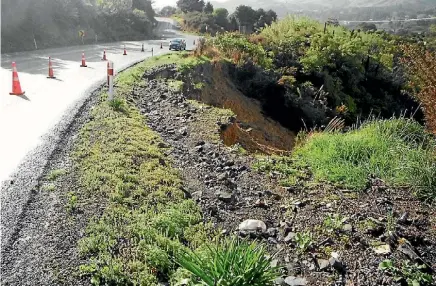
[1, 0, 155, 53]
[210, 17, 422, 129]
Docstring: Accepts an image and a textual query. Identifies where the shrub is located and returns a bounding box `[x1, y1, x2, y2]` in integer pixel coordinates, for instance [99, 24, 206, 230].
[177, 238, 281, 286]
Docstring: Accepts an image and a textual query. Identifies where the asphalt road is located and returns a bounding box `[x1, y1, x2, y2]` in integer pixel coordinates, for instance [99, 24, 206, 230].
[0, 18, 196, 184]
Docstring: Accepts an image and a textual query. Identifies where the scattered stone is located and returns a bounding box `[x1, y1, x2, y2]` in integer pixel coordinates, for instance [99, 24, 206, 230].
[329, 257, 344, 273]
[195, 141, 205, 146]
[238, 219, 267, 232]
[398, 212, 409, 224]
[191, 191, 202, 201]
[274, 277, 286, 285]
[157, 142, 169, 148]
[398, 241, 420, 261]
[178, 127, 188, 136]
[373, 244, 391, 255]
[284, 232, 296, 243]
[343, 224, 353, 233]
[317, 259, 330, 271]
[216, 191, 234, 203]
[194, 145, 203, 152]
[284, 276, 307, 286]
[268, 237, 278, 244]
[267, 227, 278, 237]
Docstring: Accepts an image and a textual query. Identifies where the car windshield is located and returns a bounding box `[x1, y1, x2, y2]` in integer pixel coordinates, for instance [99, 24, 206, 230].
[172, 39, 182, 43]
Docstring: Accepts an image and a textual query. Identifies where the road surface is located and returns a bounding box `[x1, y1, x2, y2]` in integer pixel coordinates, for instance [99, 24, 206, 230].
[0, 18, 195, 185]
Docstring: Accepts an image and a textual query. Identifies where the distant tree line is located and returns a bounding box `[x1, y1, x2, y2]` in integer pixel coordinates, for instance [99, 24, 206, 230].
[158, 0, 277, 34]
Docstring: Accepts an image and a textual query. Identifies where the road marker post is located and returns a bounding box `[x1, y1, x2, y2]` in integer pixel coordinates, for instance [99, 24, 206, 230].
[47, 57, 56, 79]
[107, 61, 114, 101]
[151, 47, 154, 57]
[80, 52, 87, 67]
[123, 45, 127, 55]
[160, 42, 163, 49]
[141, 43, 145, 52]
[102, 49, 107, 61]
[9, 62, 25, 96]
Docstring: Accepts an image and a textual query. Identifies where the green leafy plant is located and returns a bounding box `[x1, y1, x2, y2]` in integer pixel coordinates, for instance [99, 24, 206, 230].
[177, 238, 281, 286]
[67, 192, 78, 213]
[294, 231, 314, 253]
[379, 259, 433, 286]
[324, 214, 348, 232]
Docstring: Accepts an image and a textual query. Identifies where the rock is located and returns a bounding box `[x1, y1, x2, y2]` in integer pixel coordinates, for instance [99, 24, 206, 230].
[343, 224, 353, 232]
[284, 232, 296, 243]
[329, 257, 344, 273]
[398, 241, 420, 261]
[217, 173, 227, 181]
[317, 259, 330, 271]
[267, 228, 278, 237]
[194, 145, 203, 152]
[238, 219, 267, 232]
[216, 191, 234, 203]
[178, 127, 188, 136]
[157, 142, 169, 148]
[284, 276, 307, 286]
[191, 191, 202, 201]
[268, 237, 278, 244]
[196, 141, 205, 146]
[373, 244, 391, 255]
[274, 277, 286, 285]
[398, 212, 409, 224]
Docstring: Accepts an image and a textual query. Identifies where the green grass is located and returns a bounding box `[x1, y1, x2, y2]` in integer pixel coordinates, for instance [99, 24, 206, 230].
[46, 169, 66, 181]
[176, 238, 281, 286]
[167, 80, 184, 92]
[74, 54, 216, 285]
[256, 118, 436, 201]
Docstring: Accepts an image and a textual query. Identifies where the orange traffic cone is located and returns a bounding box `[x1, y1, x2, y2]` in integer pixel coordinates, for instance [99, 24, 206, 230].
[47, 57, 56, 79]
[123, 45, 127, 55]
[160, 42, 163, 49]
[80, 52, 87, 67]
[102, 50, 107, 61]
[9, 62, 25, 96]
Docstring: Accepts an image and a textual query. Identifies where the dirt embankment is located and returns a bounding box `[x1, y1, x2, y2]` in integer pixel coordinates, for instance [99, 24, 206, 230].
[179, 62, 297, 154]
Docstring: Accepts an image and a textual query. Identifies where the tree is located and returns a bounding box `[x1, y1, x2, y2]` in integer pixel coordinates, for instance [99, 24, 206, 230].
[265, 9, 277, 25]
[234, 5, 257, 27]
[160, 5, 176, 16]
[176, 0, 204, 13]
[203, 1, 213, 14]
[213, 8, 228, 28]
[229, 14, 238, 31]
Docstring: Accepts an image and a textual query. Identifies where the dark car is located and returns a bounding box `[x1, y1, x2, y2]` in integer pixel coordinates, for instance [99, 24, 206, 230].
[169, 39, 186, 51]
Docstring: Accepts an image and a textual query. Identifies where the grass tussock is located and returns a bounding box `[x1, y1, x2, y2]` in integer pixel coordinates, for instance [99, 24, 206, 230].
[176, 238, 281, 286]
[256, 118, 436, 201]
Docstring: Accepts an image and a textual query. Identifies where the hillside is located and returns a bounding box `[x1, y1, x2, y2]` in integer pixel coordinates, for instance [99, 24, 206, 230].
[211, 0, 435, 18]
[1, 0, 156, 53]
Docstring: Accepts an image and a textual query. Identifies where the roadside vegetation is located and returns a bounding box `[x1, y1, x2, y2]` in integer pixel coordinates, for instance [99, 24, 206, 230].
[73, 53, 280, 285]
[1, 0, 155, 53]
